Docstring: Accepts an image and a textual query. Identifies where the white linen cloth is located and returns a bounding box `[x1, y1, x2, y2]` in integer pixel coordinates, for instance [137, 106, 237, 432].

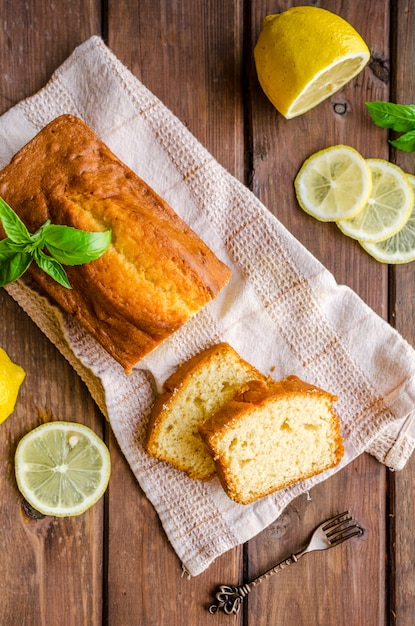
[1, 36, 415, 576]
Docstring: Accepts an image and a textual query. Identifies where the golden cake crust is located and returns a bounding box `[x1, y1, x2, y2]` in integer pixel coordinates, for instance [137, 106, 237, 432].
[200, 376, 339, 436]
[0, 115, 232, 372]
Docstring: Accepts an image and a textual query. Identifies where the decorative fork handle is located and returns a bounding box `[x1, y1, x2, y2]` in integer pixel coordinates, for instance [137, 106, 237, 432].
[208, 553, 299, 615]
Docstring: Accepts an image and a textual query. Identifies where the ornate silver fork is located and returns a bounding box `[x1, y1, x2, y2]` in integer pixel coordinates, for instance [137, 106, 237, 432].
[208, 510, 364, 615]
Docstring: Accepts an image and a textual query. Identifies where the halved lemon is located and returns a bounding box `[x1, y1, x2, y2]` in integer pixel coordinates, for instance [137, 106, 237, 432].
[337, 159, 414, 243]
[15, 421, 111, 517]
[294, 145, 372, 221]
[360, 174, 415, 263]
[254, 6, 370, 119]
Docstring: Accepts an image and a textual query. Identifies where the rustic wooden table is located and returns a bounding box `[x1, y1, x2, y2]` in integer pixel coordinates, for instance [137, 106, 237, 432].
[1, 1, 414, 625]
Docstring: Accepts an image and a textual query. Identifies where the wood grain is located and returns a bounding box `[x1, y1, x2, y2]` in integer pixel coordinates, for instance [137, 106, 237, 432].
[389, 1, 415, 624]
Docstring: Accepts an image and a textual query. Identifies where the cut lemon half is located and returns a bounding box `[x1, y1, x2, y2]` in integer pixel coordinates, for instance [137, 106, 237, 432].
[337, 159, 414, 243]
[15, 421, 111, 517]
[360, 174, 415, 263]
[254, 7, 370, 119]
[294, 145, 372, 221]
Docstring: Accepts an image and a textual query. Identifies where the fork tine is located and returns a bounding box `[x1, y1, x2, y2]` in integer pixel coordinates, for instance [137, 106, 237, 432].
[323, 511, 364, 546]
[328, 525, 364, 546]
[322, 510, 351, 531]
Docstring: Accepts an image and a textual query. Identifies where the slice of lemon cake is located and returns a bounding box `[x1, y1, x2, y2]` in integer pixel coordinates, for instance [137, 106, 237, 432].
[145, 343, 266, 480]
[199, 376, 344, 504]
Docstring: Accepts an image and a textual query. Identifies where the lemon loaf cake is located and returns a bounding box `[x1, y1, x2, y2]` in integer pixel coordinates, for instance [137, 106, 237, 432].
[145, 342, 267, 480]
[199, 376, 344, 504]
[0, 115, 232, 373]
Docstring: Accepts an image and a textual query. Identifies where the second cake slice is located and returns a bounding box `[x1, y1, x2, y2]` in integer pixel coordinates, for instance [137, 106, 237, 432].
[199, 377, 344, 504]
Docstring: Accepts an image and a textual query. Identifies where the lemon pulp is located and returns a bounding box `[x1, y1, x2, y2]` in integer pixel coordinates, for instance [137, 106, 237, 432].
[337, 159, 414, 243]
[288, 56, 369, 118]
[294, 145, 372, 221]
[361, 174, 415, 263]
[15, 421, 111, 517]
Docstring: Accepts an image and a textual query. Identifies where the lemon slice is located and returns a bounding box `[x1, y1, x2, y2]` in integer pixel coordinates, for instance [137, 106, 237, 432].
[294, 145, 372, 221]
[337, 159, 414, 243]
[360, 174, 415, 263]
[15, 421, 111, 517]
[254, 7, 370, 119]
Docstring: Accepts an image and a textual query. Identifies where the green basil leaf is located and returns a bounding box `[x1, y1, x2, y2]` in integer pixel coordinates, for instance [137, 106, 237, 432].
[0, 238, 33, 287]
[389, 130, 415, 152]
[43, 225, 112, 265]
[0, 199, 111, 288]
[0, 197, 32, 243]
[366, 101, 415, 132]
[33, 249, 72, 289]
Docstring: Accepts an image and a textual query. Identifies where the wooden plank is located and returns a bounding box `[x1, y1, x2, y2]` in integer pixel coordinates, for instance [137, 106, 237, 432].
[0, 2, 103, 625]
[389, 1, 415, 624]
[246, 2, 389, 624]
[106, 0, 245, 178]
[105, 1, 245, 624]
[0, 0, 101, 114]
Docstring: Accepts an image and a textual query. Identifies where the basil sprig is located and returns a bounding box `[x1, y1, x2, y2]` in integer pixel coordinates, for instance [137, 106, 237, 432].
[0, 197, 111, 289]
[366, 101, 415, 152]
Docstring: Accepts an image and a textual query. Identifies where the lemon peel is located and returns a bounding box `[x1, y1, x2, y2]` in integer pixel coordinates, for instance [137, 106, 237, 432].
[0, 347, 25, 424]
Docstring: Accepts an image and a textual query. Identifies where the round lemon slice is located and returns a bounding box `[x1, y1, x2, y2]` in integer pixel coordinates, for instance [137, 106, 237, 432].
[254, 7, 370, 119]
[337, 159, 414, 243]
[294, 145, 372, 221]
[360, 174, 415, 263]
[15, 421, 111, 517]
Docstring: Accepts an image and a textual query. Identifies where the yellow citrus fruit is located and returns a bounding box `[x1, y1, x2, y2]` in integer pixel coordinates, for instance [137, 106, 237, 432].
[254, 6, 370, 119]
[0, 347, 25, 424]
[360, 174, 415, 263]
[294, 145, 372, 221]
[337, 159, 414, 243]
[15, 421, 111, 517]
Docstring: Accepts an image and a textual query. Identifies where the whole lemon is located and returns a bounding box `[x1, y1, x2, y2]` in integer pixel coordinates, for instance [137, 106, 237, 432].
[254, 6, 370, 119]
[0, 347, 25, 423]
